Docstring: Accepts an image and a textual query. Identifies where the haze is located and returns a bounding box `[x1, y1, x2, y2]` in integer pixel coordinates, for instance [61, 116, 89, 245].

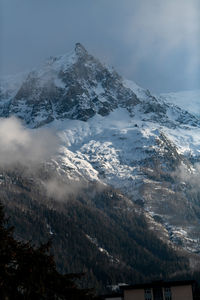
[0, 0, 199, 92]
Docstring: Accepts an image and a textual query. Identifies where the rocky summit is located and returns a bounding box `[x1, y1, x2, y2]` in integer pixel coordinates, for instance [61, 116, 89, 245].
[0, 43, 140, 127]
[1, 44, 200, 282]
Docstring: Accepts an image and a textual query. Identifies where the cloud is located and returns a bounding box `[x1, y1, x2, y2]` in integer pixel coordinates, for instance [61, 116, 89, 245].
[1, 0, 200, 92]
[116, 0, 200, 88]
[44, 178, 86, 201]
[123, 0, 199, 53]
[0, 116, 59, 168]
[173, 162, 200, 194]
[0, 116, 88, 201]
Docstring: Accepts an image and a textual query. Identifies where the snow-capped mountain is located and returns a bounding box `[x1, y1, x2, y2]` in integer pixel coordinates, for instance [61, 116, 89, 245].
[1, 43, 140, 127]
[1, 43, 200, 254]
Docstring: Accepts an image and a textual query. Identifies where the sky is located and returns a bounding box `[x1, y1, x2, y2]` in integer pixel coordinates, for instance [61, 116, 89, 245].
[0, 0, 199, 93]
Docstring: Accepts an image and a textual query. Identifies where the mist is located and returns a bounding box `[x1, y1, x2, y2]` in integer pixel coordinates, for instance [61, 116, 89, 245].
[44, 178, 87, 201]
[0, 117, 59, 168]
[174, 163, 200, 193]
[0, 117, 90, 201]
[1, 0, 200, 92]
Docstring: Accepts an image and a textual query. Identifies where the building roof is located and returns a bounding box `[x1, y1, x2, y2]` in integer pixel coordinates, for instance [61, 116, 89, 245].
[120, 280, 195, 290]
[100, 293, 122, 299]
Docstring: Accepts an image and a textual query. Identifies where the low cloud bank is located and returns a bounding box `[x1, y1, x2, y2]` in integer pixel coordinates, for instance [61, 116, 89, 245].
[0, 117, 90, 201]
[0, 117, 59, 168]
[44, 178, 86, 201]
[0, 117, 102, 202]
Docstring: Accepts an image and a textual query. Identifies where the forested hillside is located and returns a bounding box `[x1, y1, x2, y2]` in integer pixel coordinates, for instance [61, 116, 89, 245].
[0, 168, 190, 293]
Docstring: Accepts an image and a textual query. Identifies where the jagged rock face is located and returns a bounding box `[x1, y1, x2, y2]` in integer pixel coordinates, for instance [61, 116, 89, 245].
[6, 43, 140, 127]
[1, 43, 199, 129]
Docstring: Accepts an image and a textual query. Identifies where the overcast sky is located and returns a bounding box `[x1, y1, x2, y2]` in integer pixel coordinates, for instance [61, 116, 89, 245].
[0, 0, 199, 93]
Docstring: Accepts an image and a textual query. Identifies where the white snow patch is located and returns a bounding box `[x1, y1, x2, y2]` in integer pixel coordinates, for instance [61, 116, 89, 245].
[85, 234, 120, 264]
[160, 90, 200, 117]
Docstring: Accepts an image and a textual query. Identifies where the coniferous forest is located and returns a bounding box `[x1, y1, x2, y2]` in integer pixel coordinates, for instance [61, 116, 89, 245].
[0, 201, 100, 299]
[0, 169, 198, 295]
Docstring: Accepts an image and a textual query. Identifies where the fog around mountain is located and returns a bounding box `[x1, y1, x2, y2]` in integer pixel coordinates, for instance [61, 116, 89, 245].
[1, 0, 200, 92]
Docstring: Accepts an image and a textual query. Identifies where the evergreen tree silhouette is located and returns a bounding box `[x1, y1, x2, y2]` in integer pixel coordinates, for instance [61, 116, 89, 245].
[0, 202, 99, 299]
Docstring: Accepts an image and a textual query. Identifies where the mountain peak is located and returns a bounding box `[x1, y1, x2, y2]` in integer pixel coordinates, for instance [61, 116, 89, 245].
[74, 43, 88, 57]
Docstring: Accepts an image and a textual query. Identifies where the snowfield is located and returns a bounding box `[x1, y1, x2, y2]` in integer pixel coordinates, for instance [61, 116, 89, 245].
[160, 90, 200, 117]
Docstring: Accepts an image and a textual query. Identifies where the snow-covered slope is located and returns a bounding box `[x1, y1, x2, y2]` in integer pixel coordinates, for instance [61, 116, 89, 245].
[1, 43, 200, 253]
[160, 90, 200, 117]
[0, 43, 140, 127]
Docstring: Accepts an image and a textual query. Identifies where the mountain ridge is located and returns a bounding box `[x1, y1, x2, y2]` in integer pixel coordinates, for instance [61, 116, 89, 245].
[1, 43, 200, 255]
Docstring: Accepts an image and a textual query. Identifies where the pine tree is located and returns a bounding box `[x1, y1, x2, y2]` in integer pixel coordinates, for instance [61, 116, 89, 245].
[0, 202, 99, 299]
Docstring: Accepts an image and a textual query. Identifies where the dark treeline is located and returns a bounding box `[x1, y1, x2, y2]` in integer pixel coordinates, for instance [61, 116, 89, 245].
[0, 202, 99, 299]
